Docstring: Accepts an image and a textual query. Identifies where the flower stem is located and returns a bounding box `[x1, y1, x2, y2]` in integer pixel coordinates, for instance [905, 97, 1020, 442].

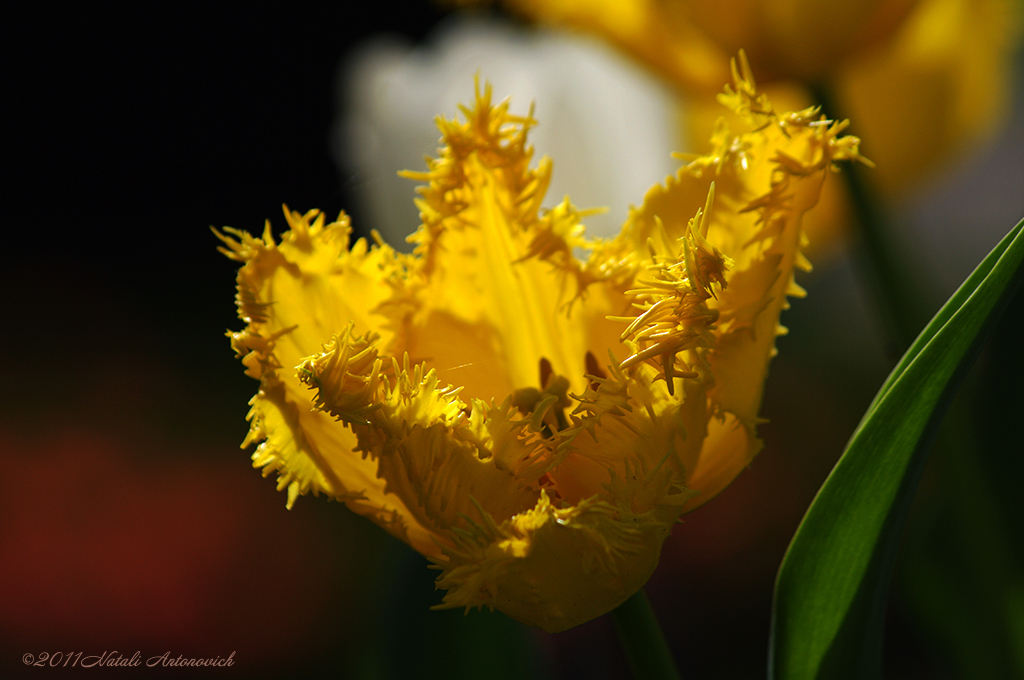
[809, 82, 930, 356]
[610, 589, 681, 680]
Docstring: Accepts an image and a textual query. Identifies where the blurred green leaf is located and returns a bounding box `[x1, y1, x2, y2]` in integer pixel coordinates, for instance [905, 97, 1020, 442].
[768, 217, 1024, 680]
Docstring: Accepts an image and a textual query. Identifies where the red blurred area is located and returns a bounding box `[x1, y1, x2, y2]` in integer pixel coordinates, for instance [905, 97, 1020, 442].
[0, 429, 359, 669]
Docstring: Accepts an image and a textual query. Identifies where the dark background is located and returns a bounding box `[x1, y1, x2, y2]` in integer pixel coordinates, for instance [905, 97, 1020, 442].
[2, 3, 1022, 679]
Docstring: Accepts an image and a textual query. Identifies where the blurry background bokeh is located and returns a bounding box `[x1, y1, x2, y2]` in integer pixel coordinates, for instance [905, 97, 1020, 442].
[2, 2, 1022, 678]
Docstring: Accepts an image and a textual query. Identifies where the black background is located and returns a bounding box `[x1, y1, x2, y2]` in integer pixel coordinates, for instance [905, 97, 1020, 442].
[2, 3, 1023, 679]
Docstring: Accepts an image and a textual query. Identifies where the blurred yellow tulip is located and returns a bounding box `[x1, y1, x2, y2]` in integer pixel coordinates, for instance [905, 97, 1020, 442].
[504, 0, 918, 87]
[503, 0, 1020, 254]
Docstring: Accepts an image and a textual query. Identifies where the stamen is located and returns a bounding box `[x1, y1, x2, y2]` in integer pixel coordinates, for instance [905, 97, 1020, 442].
[584, 351, 607, 391]
[539, 357, 553, 389]
[511, 362, 572, 438]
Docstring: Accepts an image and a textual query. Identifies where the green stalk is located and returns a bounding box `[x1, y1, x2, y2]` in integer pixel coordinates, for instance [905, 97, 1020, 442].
[809, 82, 930, 354]
[610, 589, 682, 680]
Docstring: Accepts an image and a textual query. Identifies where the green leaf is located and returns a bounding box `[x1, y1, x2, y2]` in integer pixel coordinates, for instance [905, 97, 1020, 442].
[768, 217, 1024, 680]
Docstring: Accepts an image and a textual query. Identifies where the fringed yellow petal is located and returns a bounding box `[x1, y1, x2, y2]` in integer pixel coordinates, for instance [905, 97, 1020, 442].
[300, 338, 542, 556]
[390, 81, 604, 404]
[216, 208, 435, 550]
[552, 359, 710, 507]
[431, 490, 675, 632]
[682, 412, 763, 512]
[299, 323, 384, 427]
[685, 81, 856, 261]
[708, 57, 865, 429]
[618, 53, 865, 502]
[616, 186, 729, 394]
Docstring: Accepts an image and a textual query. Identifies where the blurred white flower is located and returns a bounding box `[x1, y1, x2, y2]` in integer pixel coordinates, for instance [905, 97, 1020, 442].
[334, 14, 679, 247]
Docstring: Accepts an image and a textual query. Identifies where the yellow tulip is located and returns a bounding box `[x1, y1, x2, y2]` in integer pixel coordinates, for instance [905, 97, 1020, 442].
[216, 58, 864, 632]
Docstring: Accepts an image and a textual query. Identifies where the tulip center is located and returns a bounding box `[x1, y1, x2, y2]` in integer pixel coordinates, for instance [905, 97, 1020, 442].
[510, 357, 572, 438]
